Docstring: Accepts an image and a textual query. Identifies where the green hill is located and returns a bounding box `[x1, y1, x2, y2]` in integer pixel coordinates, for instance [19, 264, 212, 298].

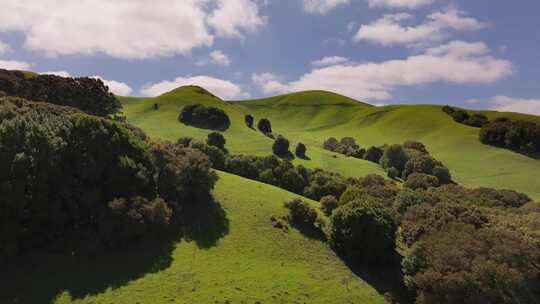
[2, 172, 388, 304]
[120, 87, 540, 200]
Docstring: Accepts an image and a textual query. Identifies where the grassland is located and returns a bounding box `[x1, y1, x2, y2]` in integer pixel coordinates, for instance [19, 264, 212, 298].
[2, 172, 388, 304]
[121, 87, 540, 200]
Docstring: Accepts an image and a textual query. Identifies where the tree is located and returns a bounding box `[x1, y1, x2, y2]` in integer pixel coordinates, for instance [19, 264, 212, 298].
[257, 118, 272, 134]
[284, 199, 318, 226]
[323, 137, 340, 151]
[273, 135, 290, 157]
[320, 195, 338, 215]
[295, 142, 307, 158]
[178, 104, 230, 131]
[280, 169, 306, 194]
[245, 114, 254, 128]
[329, 198, 397, 264]
[207, 132, 226, 150]
[379, 144, 409, 174]
[364, 146, 384, 163]
[402, 154, 440, 179]
[433, 166, 451, 184]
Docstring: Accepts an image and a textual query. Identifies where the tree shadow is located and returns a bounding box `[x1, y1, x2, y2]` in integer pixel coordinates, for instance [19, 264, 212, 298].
[0, 237, 176, 304]
[289, 221, 326, 243]
[0, 196, 230, 303]
[276, 151, 295, 161]
[296, 154, 311, 161]
[181, 195, 230, 249]
[344, 251, 413, 304]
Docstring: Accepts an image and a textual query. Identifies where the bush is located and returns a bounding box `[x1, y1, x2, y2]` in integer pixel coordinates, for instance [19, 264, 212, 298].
[432, 166, 451, 184]
[387, 167, 399, 179]
[380, 144, 409, 174]
[464, 113, 489, 127]
[405, 173, 439, 190]
[207, 132, 226, 150]
[257, 118, 272, 134]
[0, 69, 121, 116]
[403, 141, 429, 154]
[364, 146, 384, 163]
[225, 155, 259, 180]
[303, 170, 347, 201]
[403, 220, 540, 304]
[245, 114, 254, 128]
[284, 199, 318, 226]
[323, 137, 340, 151]
[329, 198, 397, 264]
[280, 169, 306, 194]
[323, 137, 363, 158]
[295, 142, 306, 158]
[393, 189, 432, 215]
[272, 135, 290, 157]
[320, 195, 338, 215]
[402, 154, 440, 179]
[178, 104, 230, 131]
[258, 169, 277, 185]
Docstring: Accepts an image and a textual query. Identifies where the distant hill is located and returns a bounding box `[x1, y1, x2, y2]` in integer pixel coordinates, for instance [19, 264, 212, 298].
[120, 86, 540, 200]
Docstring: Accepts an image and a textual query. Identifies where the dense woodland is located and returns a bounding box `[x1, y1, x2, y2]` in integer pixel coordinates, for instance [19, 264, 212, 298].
[0, 71, 538, 304]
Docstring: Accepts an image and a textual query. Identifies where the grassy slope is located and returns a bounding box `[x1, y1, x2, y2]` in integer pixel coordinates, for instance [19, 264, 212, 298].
[120, 88, 385, 178]
[2, 172, 386, 304]
[238, 95, 540, 201]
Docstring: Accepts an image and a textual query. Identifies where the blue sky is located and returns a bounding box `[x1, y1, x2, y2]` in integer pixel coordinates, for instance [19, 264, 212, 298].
[0, 0, 539, 114]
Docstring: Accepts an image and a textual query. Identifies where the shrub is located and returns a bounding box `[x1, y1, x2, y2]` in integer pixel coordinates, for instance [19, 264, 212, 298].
[284, 199, 318, 226]
[387, 167, 399, 179]
[329, 199, 397, 264]
[432, 166, 451, 184]
[479, 118, 511, 147]
[197, 144, 227, 170]
[405, 173, 439, 190]
[403, 141, 429, 154]
[295, 142, 307, 158]
[258, 169, 277, 185]
[393, 189, 432, 215]
[380, 144, 409, 174]
[245, 114, 254, 128]
[464, 113, 489, 127]
[320, 195, 338, 215]
[323, 137, 340, 151]
[280, 169, 306, 194]
[403, 220, 540, 304]
[272, 135, 290, 157]
[323, 137, 363, 158]
[364, 146, 384, 163]
[257, 118, 272, 134]
[207, 132, 226, 150]
[303, 169, 347, 201]
[178, 104, 230, 131]
[225, 155, 259, 180]
[0, 69, 121, 116]
[339, 187, 366, 206]
[402, 154, 440, 179]
[450, 109, 470, 123]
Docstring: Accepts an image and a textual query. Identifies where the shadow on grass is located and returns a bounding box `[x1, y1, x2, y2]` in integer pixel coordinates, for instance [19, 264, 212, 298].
[0, 196, 230, 303]
[344, 251, 413, 304]
[289, 221, 326, 243]
[296, 154, 311, 161]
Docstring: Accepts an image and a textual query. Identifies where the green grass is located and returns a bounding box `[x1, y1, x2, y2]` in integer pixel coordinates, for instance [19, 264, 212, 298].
[2, 172, 387, 304]
[121, 86, 540, 200]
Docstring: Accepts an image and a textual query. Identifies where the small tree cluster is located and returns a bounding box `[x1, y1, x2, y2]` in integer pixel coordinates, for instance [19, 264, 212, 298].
[323, 137, 364, 158]
[257, 118, 272, 135]
[442, 105, 489, 128]
[179, 104, 231, 131]
[480, 117, 540, 154]
[283, 198, 318, 226]
[272, 135, 290, 157]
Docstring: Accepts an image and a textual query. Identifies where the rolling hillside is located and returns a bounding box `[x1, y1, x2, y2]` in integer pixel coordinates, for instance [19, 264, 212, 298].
[2, 172, 388, 304]
[121, 87, 540, 200]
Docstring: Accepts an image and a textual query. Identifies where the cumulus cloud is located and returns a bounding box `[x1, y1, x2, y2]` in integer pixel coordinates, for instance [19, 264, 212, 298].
[253, 41, 512, 101]
[312, 56, 350, 66]
[252, 73, 286, 94]
[0, 59, 31, 70]
[141, 75, 247, 99]
[488, 96, 540, 116]
[0, 0, 266, 59]
[302, 0, 350, 14]
[207, 0, 267, 39]
[355, 9, 487, 46]
[366, 0, 434, 9]
[0, 40, 11, 55]
[91, 76, 133, 96]
[210, 50, 232, 66]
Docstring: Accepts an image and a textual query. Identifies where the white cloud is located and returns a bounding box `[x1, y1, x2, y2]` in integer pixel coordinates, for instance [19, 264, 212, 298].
[0, 40, 11, 55]
[91, 76, 132, 96]
[0, 59, 31, 70]
[302, 0, 350, 14]
[312, 56, 350, 66]
[210, 50, 231, 66]
[253, 41, 512, 101]
[355, 9, 487, 46]
[42, 70, 72, 77]
[489, 96, 540, 116]
[141, 75, 247, 99]
[0, 1, 269, 59]
[252, 73, 286, 94]
[367, 0, 434, 9]
[207, 0, 267, 39]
